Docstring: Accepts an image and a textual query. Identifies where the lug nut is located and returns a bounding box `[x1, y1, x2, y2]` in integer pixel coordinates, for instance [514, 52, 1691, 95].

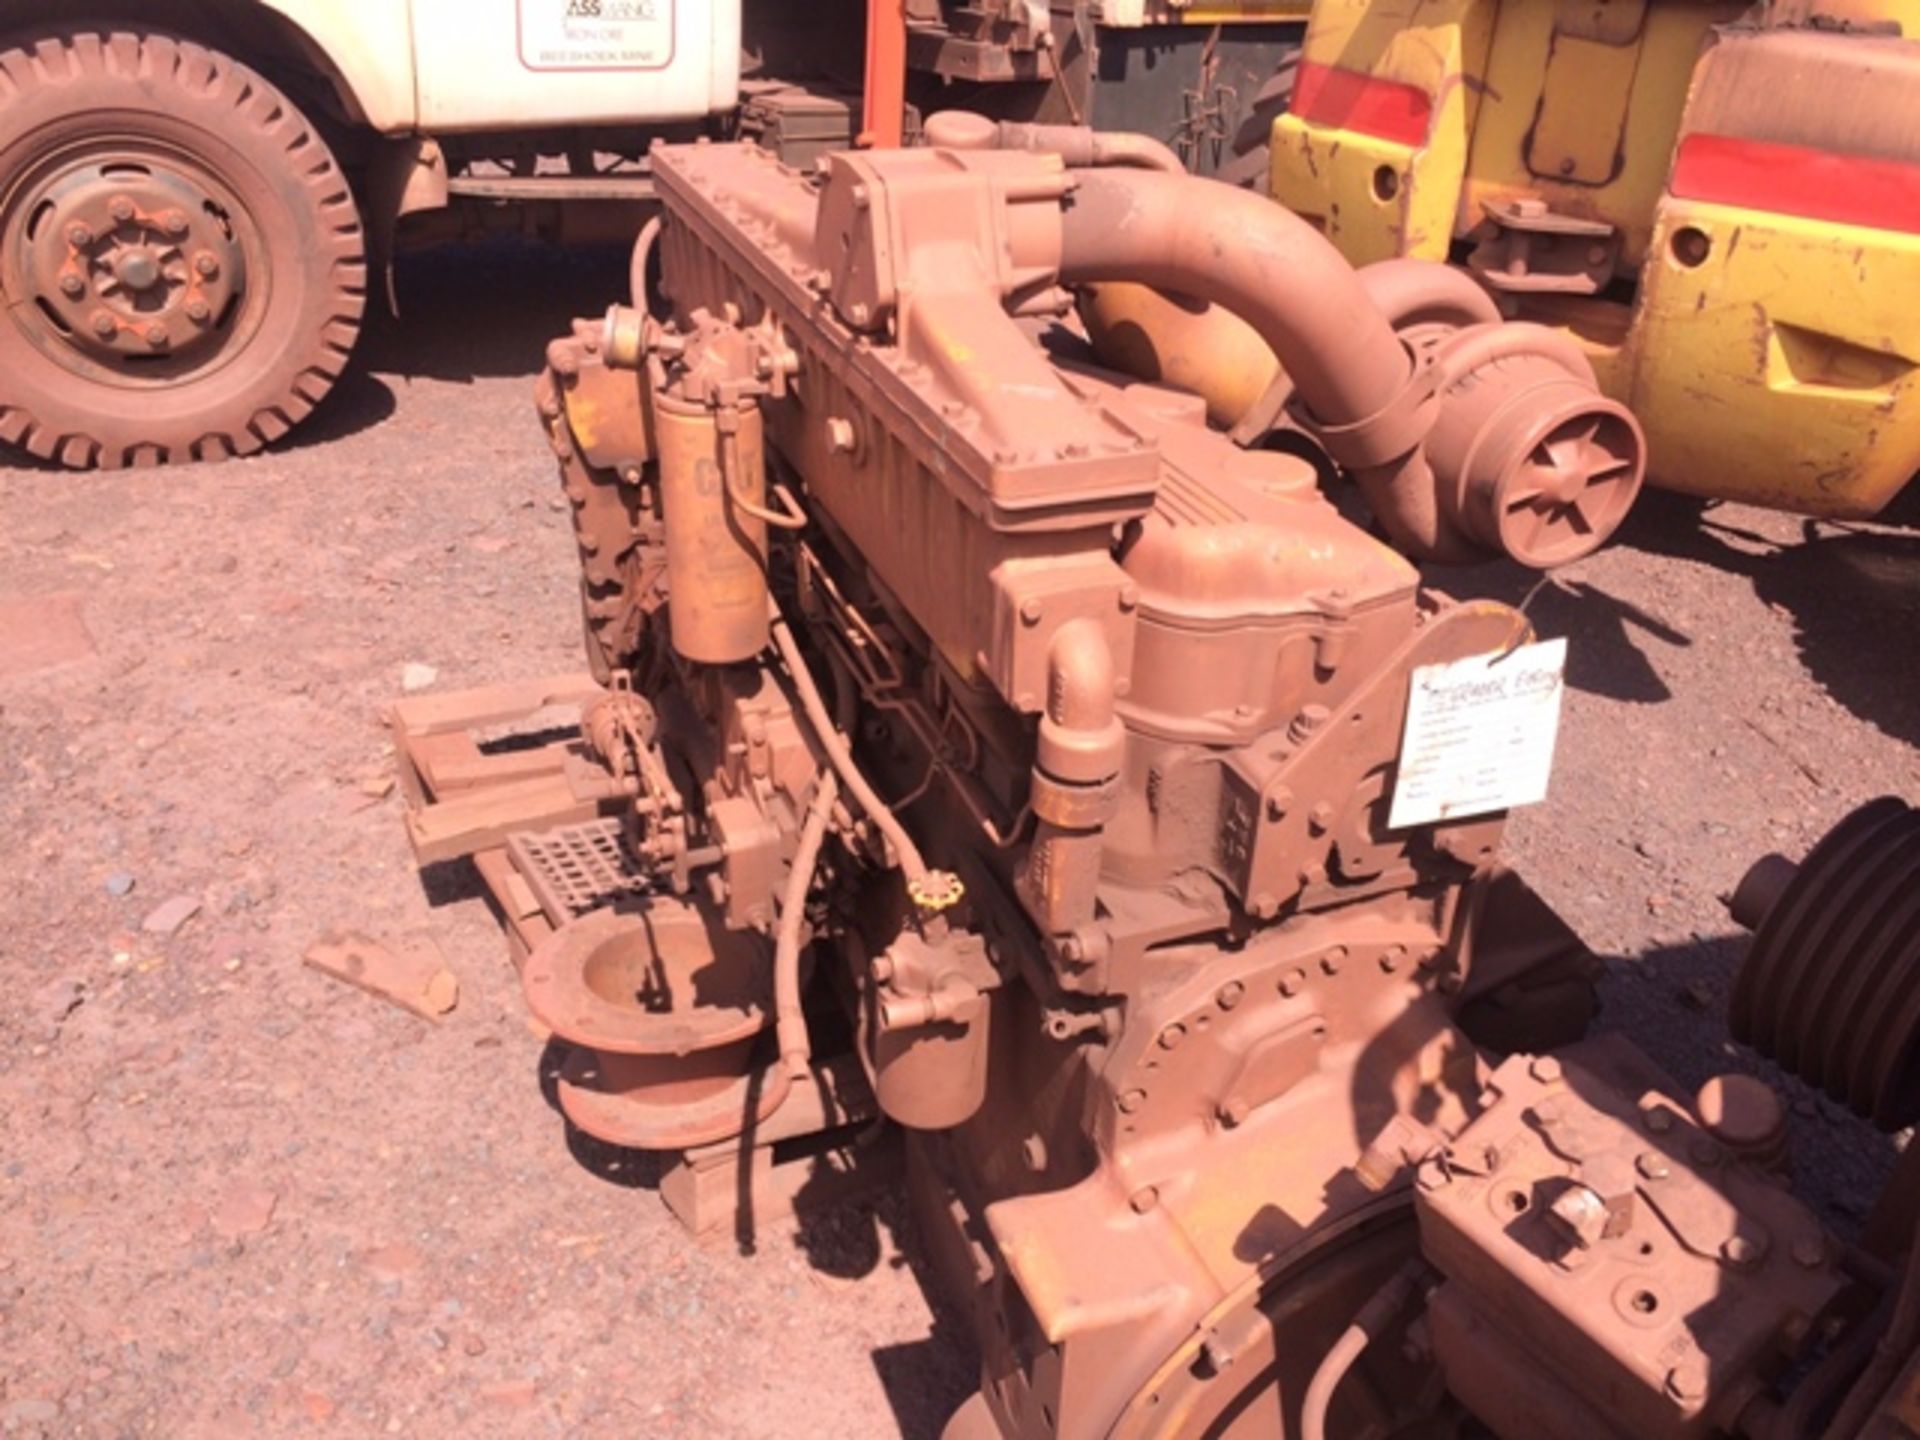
[109, 195, 136, 223]
[143, 324, 169, 350]
[185, 298, 212, 324]
[67, 222, 95, 247]
[90, 311, 118, 338]
[160, 209, 189, 236]
[194, 253, 220, 279]
[58, 273, 86, 298]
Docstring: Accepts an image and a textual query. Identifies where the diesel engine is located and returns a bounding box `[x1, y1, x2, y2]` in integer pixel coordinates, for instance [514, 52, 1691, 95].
[513, 123, 1920, 1439]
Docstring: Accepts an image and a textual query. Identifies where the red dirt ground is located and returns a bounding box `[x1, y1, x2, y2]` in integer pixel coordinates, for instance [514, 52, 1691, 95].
[3, 240, 1916, 1437]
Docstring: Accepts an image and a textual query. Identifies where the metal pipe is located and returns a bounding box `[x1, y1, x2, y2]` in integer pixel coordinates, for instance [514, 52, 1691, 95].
[770, 611, 936, 889]
[1056, 169, 1461, 558]
[774, 770, 839, 1082]
[924, 112, 1185, 174]
[1301, 1263, 1424, 1440]
[629, 214, 660, 310]
[999, 122, 1184, 174]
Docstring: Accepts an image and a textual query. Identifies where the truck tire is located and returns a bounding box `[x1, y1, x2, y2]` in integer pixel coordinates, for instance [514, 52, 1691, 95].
[0, 28, 365, 468]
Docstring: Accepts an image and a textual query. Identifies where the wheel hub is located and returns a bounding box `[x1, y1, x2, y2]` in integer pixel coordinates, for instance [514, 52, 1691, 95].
[14, 160, 247, 372]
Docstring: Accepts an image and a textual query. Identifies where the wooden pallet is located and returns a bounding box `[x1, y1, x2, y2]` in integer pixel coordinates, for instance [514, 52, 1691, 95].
[392, 673, 898, 1242]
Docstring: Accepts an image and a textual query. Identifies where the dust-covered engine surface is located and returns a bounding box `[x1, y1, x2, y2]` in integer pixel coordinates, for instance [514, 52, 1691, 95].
[519, 127, 1920, 1440]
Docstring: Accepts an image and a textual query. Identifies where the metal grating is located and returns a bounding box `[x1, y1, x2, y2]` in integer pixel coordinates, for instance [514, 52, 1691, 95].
[507, 818, 651, 927]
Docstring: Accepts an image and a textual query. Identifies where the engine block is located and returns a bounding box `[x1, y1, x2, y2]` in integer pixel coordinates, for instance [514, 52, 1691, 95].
[514, 127, 1904, 1440]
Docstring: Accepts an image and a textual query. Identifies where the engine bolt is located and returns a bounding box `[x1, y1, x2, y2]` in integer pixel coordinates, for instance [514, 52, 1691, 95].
[1289, 703, 1331, 745]
[1635, 1151, 1671, 1181]
[195, 253, 220, 279]
[66, 222, 95, 247]
[90, 311, 117, 338]
[58, 273, 85, 298]
[185, 298, 212, 324]
[109, 195, 136, 222]
[1530, 1055, 1564, 1084]
[1664, 1357, 1709, 1405]
[1129, 1186, 1159, 1214]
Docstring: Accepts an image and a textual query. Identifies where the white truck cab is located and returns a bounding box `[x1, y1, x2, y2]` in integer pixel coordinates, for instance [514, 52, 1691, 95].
[0, 0, 1298, 468]
[0, 0, 746, 468]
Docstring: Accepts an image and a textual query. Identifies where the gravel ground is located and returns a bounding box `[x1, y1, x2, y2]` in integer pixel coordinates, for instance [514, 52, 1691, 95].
[2, 239, 1916, 1438]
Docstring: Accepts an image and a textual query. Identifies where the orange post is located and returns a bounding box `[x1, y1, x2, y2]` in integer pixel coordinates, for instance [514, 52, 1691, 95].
[859, 0, 908, 148]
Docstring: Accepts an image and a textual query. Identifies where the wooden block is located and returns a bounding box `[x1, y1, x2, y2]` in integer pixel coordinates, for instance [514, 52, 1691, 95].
[404, 773, 602, 865]
[304, 931, 458, 1020]
[388, 672, 602, 738]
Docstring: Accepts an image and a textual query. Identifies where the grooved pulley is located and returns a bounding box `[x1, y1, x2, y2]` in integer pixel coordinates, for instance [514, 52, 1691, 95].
[1730, 795, 1920, 1131]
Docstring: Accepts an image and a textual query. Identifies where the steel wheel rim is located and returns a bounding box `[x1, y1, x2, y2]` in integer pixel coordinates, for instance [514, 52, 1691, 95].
[2, 133, 266, 388]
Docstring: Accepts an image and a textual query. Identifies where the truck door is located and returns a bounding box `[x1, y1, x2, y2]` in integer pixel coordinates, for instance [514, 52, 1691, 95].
[407, 0, 741, 131]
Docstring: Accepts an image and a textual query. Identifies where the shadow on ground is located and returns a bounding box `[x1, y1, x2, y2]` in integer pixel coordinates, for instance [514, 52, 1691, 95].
[360, 240, 633, 383]
[1431, 486, 1920, 743]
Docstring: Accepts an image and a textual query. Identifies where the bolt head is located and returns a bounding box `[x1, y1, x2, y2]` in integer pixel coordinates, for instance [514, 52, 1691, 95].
[1530, 1055, 1564, 1084]
[58, 272, 86, 298]
[90, 311, 117, 338]
[185, 298, 212, 324]
[1643, 1105, 1676, 1134]
[160, 209, 190, 237]
[1217, 981, 1244, 1011]
[1791, 1235, 1826, 1268]
[1664, 1357, 1709, 1405]
[143, 324, 169, 349]
[1117, 1087, 1146, 1115]
[1018, 597, 1043, 625]
[1720, 1234, 1764, 1270]
[108, 195, 136, 222]
[1635, 1151, 1671, 1181]
[1278, 969, 1305, 998]
[66, 222, 94, 247]
[194, 253, 220, 279]
[1129, 1185, 1159, 1214]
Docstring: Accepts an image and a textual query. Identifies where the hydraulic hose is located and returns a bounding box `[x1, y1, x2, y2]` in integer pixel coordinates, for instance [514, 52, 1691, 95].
[1301, 1263, 1425, 1440]
[774, 770, 839, 1082]
[770, 610, 950, 905]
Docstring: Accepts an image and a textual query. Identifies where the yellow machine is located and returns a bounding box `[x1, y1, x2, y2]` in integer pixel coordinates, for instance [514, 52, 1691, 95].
[1265, 0, 1920, 517]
